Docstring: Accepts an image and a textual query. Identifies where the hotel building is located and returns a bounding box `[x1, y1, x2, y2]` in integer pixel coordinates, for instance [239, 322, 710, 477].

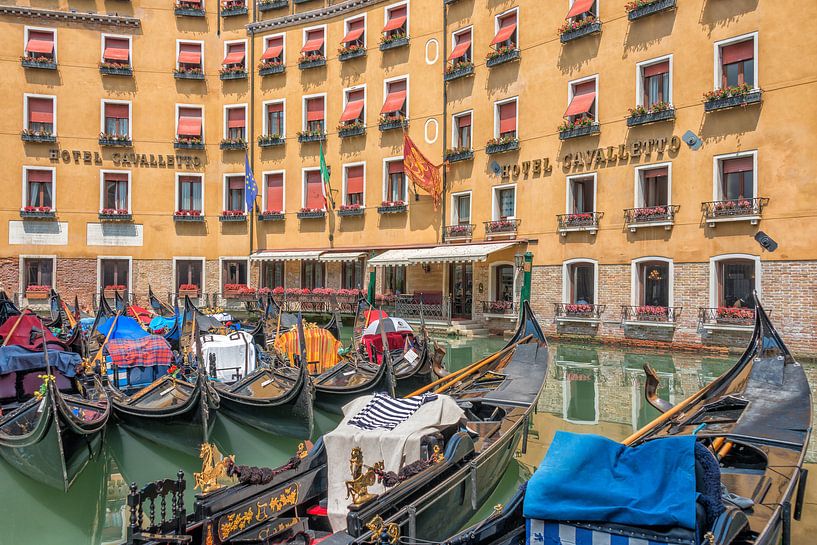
[1, 0, 816, 354]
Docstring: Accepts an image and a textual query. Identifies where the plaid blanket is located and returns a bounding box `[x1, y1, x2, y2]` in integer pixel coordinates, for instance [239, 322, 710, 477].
[105, 336, 174, 367]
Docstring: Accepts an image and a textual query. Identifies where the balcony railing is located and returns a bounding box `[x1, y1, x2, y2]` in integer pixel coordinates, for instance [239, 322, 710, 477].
[704, 90, 762, 112]
[444, 223, 474, 242]
[481, 300, 517, 317]
[627, 0, 676, 21]
[220, 0, 248, 16]
[560, 20, 602, 43]
[174, 2, 205, 16]
[624, 205, 679, 232]
[486, 48, 520, 68]
[621, 305, 682, 326]
[701, 197, 768, 227]
[378, 294, 451, 324]
[484, 219, 520, 239]
[258, 0, 288, 11]
[554, 303, 605, 324]
[444, 62, 475, 81]
[699, 307, 756, 330]
[557, 212, 603, 235]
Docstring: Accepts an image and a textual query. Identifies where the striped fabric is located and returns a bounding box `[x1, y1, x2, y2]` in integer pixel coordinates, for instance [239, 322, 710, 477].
[348, 392, 438, 431]
[526, 521, 676, 545]
[273, 323, 341, 373]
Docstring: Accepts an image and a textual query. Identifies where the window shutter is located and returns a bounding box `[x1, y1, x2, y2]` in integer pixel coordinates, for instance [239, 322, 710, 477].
[27, 169, 52, 183]
[643, 61, 669, 78]
[266, 173, 284, 211]
[105, 102, 129, 119]
[388, 160, 404, 174]
[722, 157, 753, 174]
[346, 166, 364, 194]
[305, 171, 324, 208]
[28, 98, 54, 123]
[498, 101, 517, 134]
[227, 107, 246, 128]
[306, 97, 325, 121]
[721, 40, 753, 64]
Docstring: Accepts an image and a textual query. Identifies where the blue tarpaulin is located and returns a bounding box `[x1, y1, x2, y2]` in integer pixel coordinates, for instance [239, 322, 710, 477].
[98, 316, 149, 340]
[0, 345, 80, 377]
[523, 431, 697, 530]
[149, 315, 180, 340]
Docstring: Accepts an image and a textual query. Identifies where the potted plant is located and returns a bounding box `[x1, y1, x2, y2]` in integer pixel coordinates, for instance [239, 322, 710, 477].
[338, 120, 365, 137]
[558, 116, 599, 139]
[445, 146, 474, 162]
[626, 101, 675, 125]
[21, 54, 56, 69]
[635, 305, 668, 321]
[219, 65, 247, 79]
[259, 209, 285, 221]
[258, 0, 288, 10]
[485, 135, 520, 154]
[298, 52, 326, 69]
[339, 203, 364, 216]
[178, 283, 199, 297]
[378, 113, 408, 131]
[558, 15, 601, 42]
[219, 137, 247, 150]
[378, 200, 407, 213]
[220, 0, 247, 16]
[716, 306, 754, 324]
[21, 128, 56, 143]
[338, 43, 366, 61]
[174, 66, 204, 79]
[25, 284, 51, 300]
[297, 129, 326, 143]
[175, 0, 205, 15]
[223, 283, 255, 298]
[99, 208, 131, 220]
[297, 207, 325, 218]
[258, 59, 284, 76]
[485, 43, 520, 67]
[379, 31, 409, 50]
[633, 206, 668, 220]
[565, 303, 594, 315]
[445, 60, 474, 80]
[703, 83, 762, 111]
[174, 136, 204, 149]
[99, 61, 132, 76]
[99, 132, 132, 147]
[220, 209, 246, 221]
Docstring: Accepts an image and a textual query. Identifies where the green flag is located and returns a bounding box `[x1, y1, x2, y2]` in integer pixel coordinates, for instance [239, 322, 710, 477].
[319, 141, 334, 209]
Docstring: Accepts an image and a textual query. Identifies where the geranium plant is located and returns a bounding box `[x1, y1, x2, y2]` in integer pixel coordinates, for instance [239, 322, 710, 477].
[298, 52, 325, 64]
[558, 15, 597, 36]
[558, 116, 594, 132]
[634, 206, 668, 219]
[714, 199, 753, 211]
[99, 61, 131, 70]
[636, 305, 668, 317]
[258, 59, 283, 71]
[380, 200, 406, 207]
[25, 285, 52, 292]
[21, 54, 54, 65]
[338, 43, 365, 56]
[261, 209, 283, 215]
[175, 136, 202, 145]
[179, 283, 199, 291]
[224, 284, 256, 294]
[565, 303, 593, 314]
[625, 0, 661, 12]
[380, 31, 408, 45]
[299, 207, 324, 213]
[220, 137, 247, 146]
[297, 129, 326, 138]
[486, 43, 517, 61]
[174, 66, 203, 75]
[105, 284, 127, 291]
[99, 132, 130, 142]
[486, 135, 518, 147]
[703, 83, 754, 101]
[100, 208, 129, 215]
[446, 60, 474, 74]
[23, 205, 52, 213]
[221, 209, 245, 216]
[21, 128, 53, 137]
[219, 65, 246, 76]
[338, 120, 365, 132]
[628, 101, 672, 117]
[174, 209, 202, 216]
[340, 203, 363, 210]
[564, 212, 594, 224]
[716, 307, 754, 320]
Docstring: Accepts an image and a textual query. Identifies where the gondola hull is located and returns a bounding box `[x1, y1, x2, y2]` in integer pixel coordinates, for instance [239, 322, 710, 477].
[312, 357, 396, 414]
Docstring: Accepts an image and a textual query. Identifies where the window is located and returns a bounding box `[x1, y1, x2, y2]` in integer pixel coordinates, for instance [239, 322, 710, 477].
[101, 258, 130, 291]
[222, 41, 246, 70]
[491, 10, 518, 50]
[566, 0, 597, 21]
[565, 78, 597, 124]
[264, 172, 284, 212]
[448, 28, 472, 64]
[718, 155, 755, 200]
[340, 88, 365, 126]
[102, 35, 131, 66]
[265, 102, 285, 137]
[453, 112, 472, 149]
[384, 265, 406, 294]
[262, 262, 284, 289]
[102, 172, 129, 211]
[382, 78, 407, 120]
[453, 192, 471, 224]
[24, 27, 56, 62]
[385, 159, 406, 202]
[177, 41, 203, 72]
[565, 261, 596, 304]
[342, 17, 366, 49]
[176, 260, 203, 291]
[24, 168, 54, 209]
[714, 258, 757, 308]
[26, 95, 55, 135]
[494, 264, 514, 302]
[342, 260, 365, 290]
[102, 101, 130, 138]
[301, 27, 325, 58]
[637, 166, 669, 207]
[638, 58, 670, 107]
[717, 36, 755, 89]
[635, 260, 670, 307]
[304, 96, 325, 133]
[261, 35, 284, 65]
[494, 185, 516, 219]
[225, 175, 245, 212]
[225, 105, 246, 140]
[303, 170, 325, 210]
[222, 259, 247, 287]
[568, 176, 595, 214]
[177, 175, 203, 213]
[495, 99, 517, 139]
[344, 164, 365, 205]
[383, 3, 408, 37]
[301, 260, 325, 290]
[24, 258, 54, 290]
[177, 106, 203, 140]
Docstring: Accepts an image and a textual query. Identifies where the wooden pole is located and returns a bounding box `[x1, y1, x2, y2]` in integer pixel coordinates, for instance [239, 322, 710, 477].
[435, 349, 514, 396]
[1, 312, 27, 347]
[91, 310, 122, 369]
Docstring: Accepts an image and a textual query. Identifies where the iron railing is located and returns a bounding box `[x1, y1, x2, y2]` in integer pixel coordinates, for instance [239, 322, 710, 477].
[701, 197, 768, 222]
[481, 300, 517, 316]
[554, 302, 606, 320]
[698, 307, 756, 327]
[623, 205, 679, 227]
[621, 305, 682, 324]
[557, 212, 603, 233]
[444, 223, 474, 241]
[484, 219, 520, 238]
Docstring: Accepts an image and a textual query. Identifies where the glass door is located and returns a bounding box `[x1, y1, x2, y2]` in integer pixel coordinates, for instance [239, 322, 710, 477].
[449, 263, 473, 318]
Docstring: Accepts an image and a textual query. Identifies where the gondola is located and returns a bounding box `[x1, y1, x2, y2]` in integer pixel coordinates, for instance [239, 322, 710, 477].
[148, 285, 175, 317]
[446, 294, 811, 545]
[0, 290, 21, 325]
[124, 301, 549, 545]
[0, 315, 111, 491]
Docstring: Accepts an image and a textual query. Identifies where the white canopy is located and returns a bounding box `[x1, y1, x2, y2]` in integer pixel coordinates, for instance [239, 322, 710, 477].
[318, 251, 367, 262]
[367, 242, 518, 266]
[251, 250, 323, 261]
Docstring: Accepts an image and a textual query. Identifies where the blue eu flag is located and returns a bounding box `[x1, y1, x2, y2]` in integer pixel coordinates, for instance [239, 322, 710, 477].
[244, 154, 258, 212]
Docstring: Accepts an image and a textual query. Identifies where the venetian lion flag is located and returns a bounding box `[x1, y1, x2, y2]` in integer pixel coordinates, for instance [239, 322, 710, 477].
[403, 133, 442, 210]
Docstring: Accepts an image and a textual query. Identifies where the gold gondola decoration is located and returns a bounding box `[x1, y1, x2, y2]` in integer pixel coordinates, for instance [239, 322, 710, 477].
[366, 515, 400, 545]
[345, 447, 384, 506]
[194, 443, 235, 494]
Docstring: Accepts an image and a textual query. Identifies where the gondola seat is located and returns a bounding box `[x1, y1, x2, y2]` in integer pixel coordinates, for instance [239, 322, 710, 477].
[21, 370, 73, 394]
[362, 332, 414, 364]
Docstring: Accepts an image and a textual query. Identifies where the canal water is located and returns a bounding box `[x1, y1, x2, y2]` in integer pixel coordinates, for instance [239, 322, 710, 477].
[1, 333, 815, 544]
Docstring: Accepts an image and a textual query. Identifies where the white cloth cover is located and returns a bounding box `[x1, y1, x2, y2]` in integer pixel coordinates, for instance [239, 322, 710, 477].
[201, 331, 256, 382]
[211, 312, 234, 322]
[325, 394, 465, 531]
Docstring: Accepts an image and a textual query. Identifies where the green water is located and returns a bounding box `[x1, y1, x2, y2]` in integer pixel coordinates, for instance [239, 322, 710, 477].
[1, 333, 815, 545]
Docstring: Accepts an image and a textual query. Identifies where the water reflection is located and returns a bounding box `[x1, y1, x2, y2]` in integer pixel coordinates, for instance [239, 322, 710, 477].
[0, 336, 814, 545]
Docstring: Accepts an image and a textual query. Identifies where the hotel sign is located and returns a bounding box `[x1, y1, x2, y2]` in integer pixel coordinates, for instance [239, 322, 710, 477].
[500, 136, 682, 180]
[48, 148, 202, 169]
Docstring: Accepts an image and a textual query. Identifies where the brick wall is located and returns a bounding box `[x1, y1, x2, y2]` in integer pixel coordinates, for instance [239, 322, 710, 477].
[0, 257, 19, 296]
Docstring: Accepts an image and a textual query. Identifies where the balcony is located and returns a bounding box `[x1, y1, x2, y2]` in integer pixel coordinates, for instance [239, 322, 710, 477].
[377, 201, 408, 214]
[627, 0, 676, 21]
[21, 57, 57, 70]
[21, 131, 56, 143]
[173, 211, 204, 222]
[258, 135, 285, 148]
[626, 107, 675, 127]
[481, 300, 517, 318]
[297, 131, 326, 144]
[624, 205, 679, 232]
[298, 55, 326, 70]
[219, 68, 247, 80]
[704, 88, 762, 112]
[338, 123, 366, 138]
[557, 212, 603, 235]
[174, 69, 204, 80]
[98, 210, 133, 222]
[378, 115, 409, 132]
[485, 138, 519, 155]
[554, 303, 605, 326]
[259, 62, 285, 76]
[559, 20, 601, 44]
[220, 1, 247, 16]
[445, 148, 473, 163]
[258, 0, 288, 11]
[20, 208, 56, 220]
[219, 139, 248, 151]
[99, 134, 133, 147]
[444, 62, 474, 82]
[484, 218, 520, 239]
[219, 211, 247, 222]
[297, 209, 326, 219]
[558, 122, 600, 140]
[338, 205, 365, 217]
[486, 47, 520, 68]
[621, 305, 682, 328]
[702, 197, 768, 227]
[444, 223, 474, 242]
[338, 46, 366, 62]
[379, 34, 409, 51]
[99, 63, 133, 76]
[699, 307, 756, 332]
[258, 211, 285, 221]
[174, 1, 205, 16]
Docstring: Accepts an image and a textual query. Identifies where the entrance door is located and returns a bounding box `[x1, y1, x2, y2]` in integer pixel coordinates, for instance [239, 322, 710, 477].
[449, 263, 473, 318]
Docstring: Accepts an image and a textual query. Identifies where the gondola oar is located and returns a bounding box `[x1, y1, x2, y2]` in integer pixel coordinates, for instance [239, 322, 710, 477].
[90, 310, 122, 372]
[1, 311, 27, 347]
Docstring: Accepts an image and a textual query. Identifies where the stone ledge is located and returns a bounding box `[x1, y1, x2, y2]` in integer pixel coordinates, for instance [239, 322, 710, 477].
[247, 0, 386, 33]
[0, 5, 141, 26]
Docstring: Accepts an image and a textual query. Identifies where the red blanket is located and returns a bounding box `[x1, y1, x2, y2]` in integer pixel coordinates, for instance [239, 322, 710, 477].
[0, 312, 66, 351]
[105, 336, 173, 367]
[362, 332, 411, 364]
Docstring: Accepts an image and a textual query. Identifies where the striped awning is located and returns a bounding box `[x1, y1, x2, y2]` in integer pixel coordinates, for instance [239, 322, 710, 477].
[251, 250, 323, 261]
[318, 252, 366, 262]
[368, 242, 518, 266]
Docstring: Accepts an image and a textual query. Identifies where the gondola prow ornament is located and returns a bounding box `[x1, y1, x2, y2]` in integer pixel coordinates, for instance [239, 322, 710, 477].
[194, 443, 235, 494]
[345, 447, 384, 506]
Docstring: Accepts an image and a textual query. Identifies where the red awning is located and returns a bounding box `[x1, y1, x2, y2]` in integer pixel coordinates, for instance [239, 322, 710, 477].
[567, 0, 594, 18]
[564, 92, 596, 117]
[228, 177, 244, 190]
[267, 102, 283, 114]
[306, 98, 324, 121]
[722, 40, 753, 64]
[105, 173, 129, 182]
[340, 99, 365, 122]
[388, 160, 404, 174]
[262, 43, 283, 60]
[178, 109, 202, 136]
[27, 169, 52, 183]
[266, 173, 283, 210]
[722, 157, 753, 174]
[105, 103, 129, 119]
[305, 171, 324, 209]
[227, 107, 246, 128]
[223, 44, 245, 64]
[457, 114, 471, 128]
[342, 28, 365, 44]
[301, 32, 324, 53]
[346, 165, 364, 194]
[103, 38, 130, 61]
[383, 15, 407, 32]
[178, 43, 201, 64]
[28, 98, 53, 123]
[499, 101, 516, 134]
[380, 91, 406, 114]
[644, 61, 669, 77]
[490, 22, 517, 45]
[643, 167, 668, 178]
[26, 31, 54, 54]
[447, 34, 471, 61]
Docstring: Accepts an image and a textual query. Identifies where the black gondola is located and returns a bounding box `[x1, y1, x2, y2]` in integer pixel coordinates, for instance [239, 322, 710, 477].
[446, 295, 811, 545]
[148, 285, 175, 317]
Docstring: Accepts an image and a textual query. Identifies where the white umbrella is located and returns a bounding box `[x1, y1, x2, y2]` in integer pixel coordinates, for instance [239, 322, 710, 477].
[362, 317, 413, 336]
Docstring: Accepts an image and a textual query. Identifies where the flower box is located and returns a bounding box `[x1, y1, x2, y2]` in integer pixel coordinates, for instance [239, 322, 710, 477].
[174, 139, 205, 150]
[627, 0, 676, 21]
[445, 149, 474, 163]
[297, 209, 326, 219]
[485, 139, 519, 154]
[174, 211, 204, 222]
[220, 3, 248, 16]
[258, 0, 288, 11]
[224, 284, 256, 299]
[377, 201, 407, 214]
[298, 57, 327, 70]
[715, 307, 755, 325]
[99, 135, 133, 147]
[25, 287, 51, 300]
[99, 64, 133, 76]
[444, 62, 474, 81]
[564, 304, 594, 316]
[444, 224, 474, 241]
[338, 47, 366, 62]
[378, 117, 409, 132]
[258, 211, 285, 221]
[174, 4, 205, 16]
[293, 0, 313, 3]
[557, 212, 602, 233]
[338, 205, 364, 217]
[178, 285, 200, 297]
[338, 124, 366, 138]
[219, 211, 247, 222]
[220, 139, 247, 151]
[484, 219, 519, 235]
[626, 107, 675, 127]
[174, 69, 205, 80]
[379, 35, 409, 51]
[259, 63, 285, 76]
[220, 69, 248, 80]
[560, 20, 602, 43]
[258, 135, 285, 147]
[21, 131, 56, 143]
[635, 305, 669, 320]
[20, 208, 56, 219]
[486, 48, 520, 68]
[21, 57, 57, 70]
[99, 210, 133, 221]
[704, 89, 762, 112]
[558, 122, 600, 140]
[297, 132, 326, 143]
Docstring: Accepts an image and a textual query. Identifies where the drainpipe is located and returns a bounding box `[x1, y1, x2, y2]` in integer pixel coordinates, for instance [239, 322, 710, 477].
[440, 4, 448, 245]
[519, 251, 533, 317]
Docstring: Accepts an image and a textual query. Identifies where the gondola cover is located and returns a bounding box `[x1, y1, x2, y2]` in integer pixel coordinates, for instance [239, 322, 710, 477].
[0, 313, 67, 351]
[0, 345, 81, 378]
[98, 316, 150, 340]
